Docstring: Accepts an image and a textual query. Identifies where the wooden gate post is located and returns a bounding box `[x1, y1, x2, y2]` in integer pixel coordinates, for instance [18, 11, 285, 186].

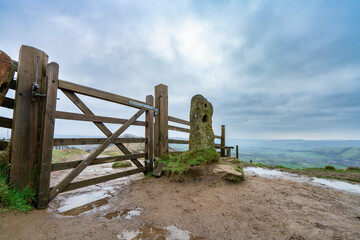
[154, 84, 168, 157]
[220, 125, 225, 157]
[10, 45, 48, 191]
[236, 145, 239, 159]
[145, 95, 154, 173]
[37, 62, 59, 209]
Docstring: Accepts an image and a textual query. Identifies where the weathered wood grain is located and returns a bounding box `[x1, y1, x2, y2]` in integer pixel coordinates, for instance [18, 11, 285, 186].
[51, 153, 146, 171]
[10, 45, 48, 189]
[58, 79, 147, 108]
[145, 95, 154, 173]
[55, 111, 146, 126]
[53, 137, 146, 146]
[168, 125, 190, 133]
[37, 62, 59, 209]
[49, 108, 145, 201]
[154, 84, 168, 157]
[168, 116, 190, 126]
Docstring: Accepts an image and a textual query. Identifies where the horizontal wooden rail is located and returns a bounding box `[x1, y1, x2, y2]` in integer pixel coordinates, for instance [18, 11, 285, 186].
[215, 145, 234, 149]
[1, 98, 14, 109]
[0, 117, 12, 129]
[9, 80, 16, 90]
[214, 135, 221, 139]
[58, 79, 148, 109]
[53, 137, 146, 146]
[168, 116, 190, 126]
[55, 111, 146, 126]
[51, 167, 144, 193]
[168, 139, 189, 144]
[51, 153, 146, 171]
[168, 125, 190, 133]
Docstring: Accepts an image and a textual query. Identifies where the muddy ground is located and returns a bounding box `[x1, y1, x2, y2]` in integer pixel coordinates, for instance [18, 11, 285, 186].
[1, 164, 360, 240]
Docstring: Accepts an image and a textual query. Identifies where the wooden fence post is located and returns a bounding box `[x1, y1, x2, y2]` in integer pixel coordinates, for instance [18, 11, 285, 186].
[37, 62, 59, 209]
[145, 95, 154, 173]
[154, 84, 168, 157]
[10, 45, 48, 191]
[220, 125, 225, 157]
[236, 145, 239, 159]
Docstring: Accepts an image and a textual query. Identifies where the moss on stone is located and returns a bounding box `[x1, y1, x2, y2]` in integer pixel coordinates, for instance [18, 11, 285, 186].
[158, 148, 219, 175]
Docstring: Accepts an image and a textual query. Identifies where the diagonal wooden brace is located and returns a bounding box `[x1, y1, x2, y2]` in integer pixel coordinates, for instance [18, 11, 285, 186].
[62, 90, 143, 168]
[49, 107, 145, 201]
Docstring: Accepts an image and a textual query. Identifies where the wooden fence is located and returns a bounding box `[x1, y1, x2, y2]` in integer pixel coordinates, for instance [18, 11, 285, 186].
[154, 84, 233, 157]
[0, 45, 233, 209]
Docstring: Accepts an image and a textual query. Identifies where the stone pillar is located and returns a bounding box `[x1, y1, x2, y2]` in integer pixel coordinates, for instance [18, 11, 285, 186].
[189, 94, 215, 150]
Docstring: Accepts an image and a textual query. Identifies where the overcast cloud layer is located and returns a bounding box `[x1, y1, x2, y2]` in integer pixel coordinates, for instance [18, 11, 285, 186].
[1, 0, 359, 139]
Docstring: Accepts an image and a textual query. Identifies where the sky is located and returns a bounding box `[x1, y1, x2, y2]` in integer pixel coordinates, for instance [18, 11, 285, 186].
[0, 0, 360, 140]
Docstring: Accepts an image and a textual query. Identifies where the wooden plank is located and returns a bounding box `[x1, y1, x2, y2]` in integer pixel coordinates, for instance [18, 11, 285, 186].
[62, 90, 144, 169]
[0, 116, 12, 129]
[55, 111, 146, 126]
[168, 116, 190, 126]
[9, 79, 16, 90]
[215, 145, 234, 149]
[58, 79, 147, 108]
[168, 125, 190, 133]
[49, 108, 145, 201]
[37, 62, 59, 209]
[0, 97, 14, 109]
[214, 135, 221, 139]
[54, 168, 144, 193]
[10, 45, 49, 190]
[51, 153, 146, 171]
[236, 145, 239, 159]
[168, 139, 189, 144]
[145, 95, 154, 173]
[53, 137, 146, 146]
[226, 148, 231, 157]
[220, 125, 225, 157]
[154, 84, 168, 157]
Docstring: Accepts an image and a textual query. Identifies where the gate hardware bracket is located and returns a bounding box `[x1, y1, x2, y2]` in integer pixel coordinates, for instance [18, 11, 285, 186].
[129, 100, 159, 115]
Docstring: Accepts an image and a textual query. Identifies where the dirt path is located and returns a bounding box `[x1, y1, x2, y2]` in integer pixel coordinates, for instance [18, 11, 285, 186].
[1, 169, 360, 240]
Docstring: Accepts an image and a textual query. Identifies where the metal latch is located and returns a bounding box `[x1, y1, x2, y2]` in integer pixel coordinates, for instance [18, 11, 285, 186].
[32, 56, 47, 99]
[129, 100, 159, 115]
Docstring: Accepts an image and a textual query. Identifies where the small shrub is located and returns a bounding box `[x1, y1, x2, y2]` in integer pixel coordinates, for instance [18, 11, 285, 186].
[325, 165, 336, 170]
[346, 166, 360, 172]
[112, 161, 132, 168]
[0, 151, 35, 211]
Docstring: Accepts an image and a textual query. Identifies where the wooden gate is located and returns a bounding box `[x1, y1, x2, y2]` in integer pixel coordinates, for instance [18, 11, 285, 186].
[7, 46, 155, 209]
[1, 45, 233, 210]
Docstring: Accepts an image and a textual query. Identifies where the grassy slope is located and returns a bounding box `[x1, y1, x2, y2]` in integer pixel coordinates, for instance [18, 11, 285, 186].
[237, 147, 360, 169]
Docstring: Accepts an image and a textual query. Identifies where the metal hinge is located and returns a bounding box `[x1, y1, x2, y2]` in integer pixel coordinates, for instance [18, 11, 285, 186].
[129, 100, 159, 115]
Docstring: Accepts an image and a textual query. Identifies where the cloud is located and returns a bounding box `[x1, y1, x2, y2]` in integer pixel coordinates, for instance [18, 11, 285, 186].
[0, 0, 359, 139]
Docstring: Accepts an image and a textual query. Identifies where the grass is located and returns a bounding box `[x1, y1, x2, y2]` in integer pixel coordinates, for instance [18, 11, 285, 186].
[112, 161, 132, 168]
[158, 148, 219, 175]
[0, 150, 35, 212]
[52, 149, 86, 162]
